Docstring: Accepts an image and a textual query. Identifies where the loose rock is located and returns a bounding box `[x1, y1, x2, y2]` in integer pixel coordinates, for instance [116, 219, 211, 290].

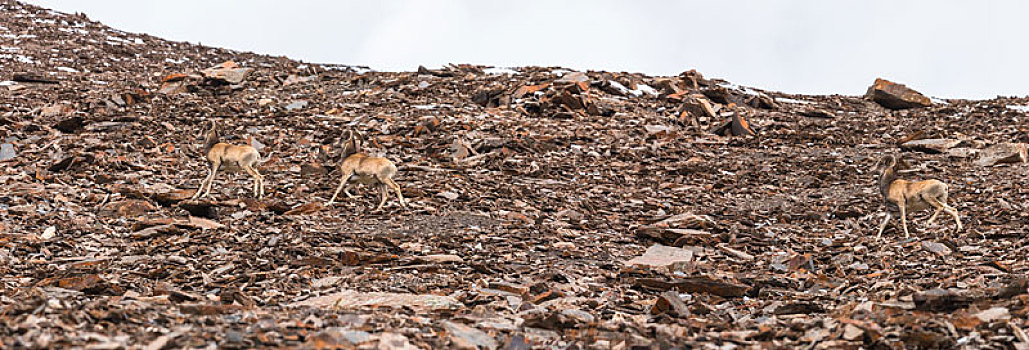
[866, 78, 931, 109]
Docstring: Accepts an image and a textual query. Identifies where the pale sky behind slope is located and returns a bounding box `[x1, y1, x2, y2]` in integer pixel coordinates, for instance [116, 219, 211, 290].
[23, 0, 1029, 99]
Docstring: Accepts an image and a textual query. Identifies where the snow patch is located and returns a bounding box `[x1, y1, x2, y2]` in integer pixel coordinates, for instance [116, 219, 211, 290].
[0, 81, 16, 86]
[718, 82, 764, 97]
[483, 67, 520, 75]
[550, 69, 572, 77]
[321, 64, 373, 74]
[57, 67, 79, 73]
[105, 35, 132, 44]
[635, 84, 659, 97]
[0, 33, 37, 40]
[1007, 105, 1029, 113]
[607, 80, 631, 95]
[413, 104, 453, 110]
[775, 97, 813, 104]
[930, 97, 950, 105]
[608, 80, 659, 97]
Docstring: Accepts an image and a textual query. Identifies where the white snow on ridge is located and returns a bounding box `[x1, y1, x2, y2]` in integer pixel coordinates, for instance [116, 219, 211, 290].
[635, 84, 659, 97]
[1007, 105, 1029, 113]
[550, 69, 572, 77]
[57, 27, 90, 35]
[608, 80, 659, 97]
[718, 82, 766, 97]
[607, 80, 631, 95]
[105, 35, 139, 45]
[57, 67, 78, 73]
[775, 97, 813, 104]
[413, 104, 453, 110]
[483, 67, 520, 75]
[321, 64, 373, 74]
[1, 33, 37, 40]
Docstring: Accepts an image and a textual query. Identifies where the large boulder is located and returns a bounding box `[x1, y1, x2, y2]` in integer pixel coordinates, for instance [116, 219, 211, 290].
[201, 61, 251, 85]
[866, 78, 931, 110]
[975, 143, 1028, 167]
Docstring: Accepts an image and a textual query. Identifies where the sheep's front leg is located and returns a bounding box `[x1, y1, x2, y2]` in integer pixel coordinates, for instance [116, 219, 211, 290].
[328, 170, 353, 205]
[195, 162, 219, 199]
[876, 212, 892, 239]
[899, 202, 910, 238]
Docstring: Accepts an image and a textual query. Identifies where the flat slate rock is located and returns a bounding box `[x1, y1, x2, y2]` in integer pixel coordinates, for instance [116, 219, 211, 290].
[290, 290, 462, 311]
[625, 244, 694, 268]
[975, 143, 1028, 166]
[900, 138, 962, 153]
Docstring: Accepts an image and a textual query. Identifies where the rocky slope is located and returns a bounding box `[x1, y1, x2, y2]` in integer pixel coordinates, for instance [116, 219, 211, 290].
[2, 1, 1028, 348]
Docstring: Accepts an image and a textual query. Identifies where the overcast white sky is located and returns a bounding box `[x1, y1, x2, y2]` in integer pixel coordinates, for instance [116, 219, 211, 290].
[24, 0, 1029, 99]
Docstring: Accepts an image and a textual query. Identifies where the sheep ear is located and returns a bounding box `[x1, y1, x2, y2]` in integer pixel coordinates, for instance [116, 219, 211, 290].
[898, 157, 911, 169]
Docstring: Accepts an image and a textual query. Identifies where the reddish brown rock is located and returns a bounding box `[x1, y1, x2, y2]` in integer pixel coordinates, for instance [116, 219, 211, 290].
[866, 78, 931, 109]
[103, 199, 158, 217]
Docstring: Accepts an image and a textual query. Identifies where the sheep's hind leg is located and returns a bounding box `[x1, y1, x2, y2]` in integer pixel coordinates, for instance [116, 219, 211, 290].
[375, 183, 388, 211]
[926, 196, 962, 234]
[242, 165, 264, 199]
[383, 177, 406, 208]
[344, 183, 358, 198]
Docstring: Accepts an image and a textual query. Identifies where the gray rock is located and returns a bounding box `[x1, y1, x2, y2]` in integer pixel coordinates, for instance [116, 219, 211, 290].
[377, 332, 417, 350]
[201, 61, 251, 84]
[285, 100, 308, 111]
[556, 71, 589, 83]
[626, 245, 694, 268]
[0, 143, 15, 161]
[900, 138, 962, 154]
[560, 309, 595, 324]
[921, 241, 952, 256]
[975, 143, 1027, 167]
[342, 330, 371, 344]
[444, 321, 497, 350]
